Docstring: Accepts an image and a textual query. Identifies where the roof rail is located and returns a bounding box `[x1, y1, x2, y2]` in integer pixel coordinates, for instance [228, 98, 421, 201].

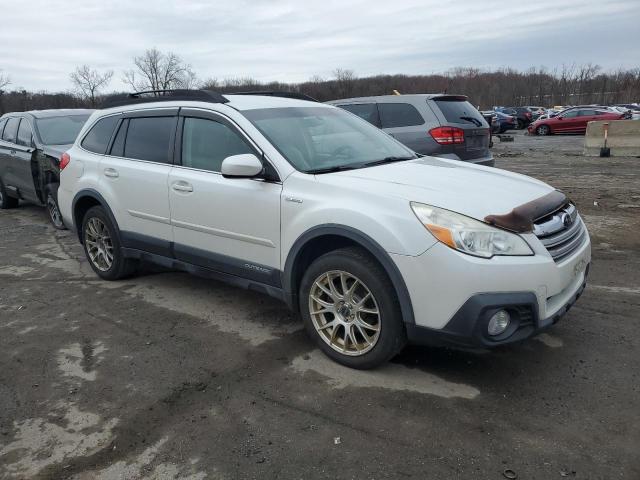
[101, 89, 229, 109]
[229, 91, 318, 102]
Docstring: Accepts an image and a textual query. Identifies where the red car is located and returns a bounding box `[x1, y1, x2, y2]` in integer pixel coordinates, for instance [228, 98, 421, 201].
[528, 108, 624, 135]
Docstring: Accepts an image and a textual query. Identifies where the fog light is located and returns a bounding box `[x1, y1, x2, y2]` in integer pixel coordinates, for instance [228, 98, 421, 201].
[487, 310, 511, 336]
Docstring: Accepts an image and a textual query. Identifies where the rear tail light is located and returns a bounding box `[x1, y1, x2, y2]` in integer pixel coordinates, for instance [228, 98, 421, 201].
[429, 126, 465, 145]
[60, 152, 71, 170]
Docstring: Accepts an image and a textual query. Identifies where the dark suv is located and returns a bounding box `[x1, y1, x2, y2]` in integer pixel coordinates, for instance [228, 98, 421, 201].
[0, 109, 93, 227]
[327, 94, 493, 166]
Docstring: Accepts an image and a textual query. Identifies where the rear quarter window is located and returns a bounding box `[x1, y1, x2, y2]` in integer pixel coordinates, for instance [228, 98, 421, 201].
[0, 118, 7, 137]
[432, 99, 485, 125]
[81, 116, 120, 154]
[378, 103, 424, 128]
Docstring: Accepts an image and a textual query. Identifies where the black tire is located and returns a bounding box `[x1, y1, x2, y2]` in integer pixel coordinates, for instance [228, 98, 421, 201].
[45, 184, 66, 230]
[517, 119, 525, 129]
[0, 177, 19, 209]
[299, 247, 407, 369]
[536, 124, 551, 136]
[81, 205, 136, 280]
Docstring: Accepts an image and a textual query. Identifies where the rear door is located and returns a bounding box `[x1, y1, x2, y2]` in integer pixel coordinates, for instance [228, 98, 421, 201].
[98, 110, 177, 255]
[429, 97, 491, 161]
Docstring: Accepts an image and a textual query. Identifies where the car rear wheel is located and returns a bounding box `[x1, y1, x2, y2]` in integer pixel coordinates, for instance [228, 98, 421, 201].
[299, 247, 406, 369]
[0, 178, 19, 209]
[82, 205, 137, 280]
[536, 125, 551, 136]
[517, 119, 525, 129]
[45, 184, 65, 230]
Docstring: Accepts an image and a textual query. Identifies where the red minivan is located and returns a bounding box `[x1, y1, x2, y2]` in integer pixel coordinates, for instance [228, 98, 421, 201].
[528, 108, 624, 135]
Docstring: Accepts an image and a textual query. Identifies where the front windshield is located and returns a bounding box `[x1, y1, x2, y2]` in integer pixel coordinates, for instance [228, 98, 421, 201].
[35, 115, 91, 145]
[242, 106, 416, 173]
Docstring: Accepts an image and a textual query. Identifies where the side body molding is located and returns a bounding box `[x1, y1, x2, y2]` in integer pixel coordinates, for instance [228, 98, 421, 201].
[283, 224, 416, 325]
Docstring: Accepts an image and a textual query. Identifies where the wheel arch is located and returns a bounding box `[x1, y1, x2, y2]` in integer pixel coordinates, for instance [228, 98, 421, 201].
[71, 189, 120, 243]
[283, 225, 415, 325]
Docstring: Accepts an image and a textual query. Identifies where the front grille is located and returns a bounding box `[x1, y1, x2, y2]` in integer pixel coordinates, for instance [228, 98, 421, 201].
[533, 203, 587, 263]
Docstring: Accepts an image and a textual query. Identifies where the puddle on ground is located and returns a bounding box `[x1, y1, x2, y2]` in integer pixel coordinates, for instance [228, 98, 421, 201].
[57, 341, 107, 381]
[73, 437, 207, 480]
[0, 404, 118, 478]
[290, 350, 479, 399]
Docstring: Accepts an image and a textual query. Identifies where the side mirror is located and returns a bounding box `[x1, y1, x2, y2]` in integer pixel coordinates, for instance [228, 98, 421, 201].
[557, 116, 563, 120]
[221, 153, 264, 179]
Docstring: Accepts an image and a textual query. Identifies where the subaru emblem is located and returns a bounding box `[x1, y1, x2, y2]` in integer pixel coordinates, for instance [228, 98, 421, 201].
[561, 212, 572, 228]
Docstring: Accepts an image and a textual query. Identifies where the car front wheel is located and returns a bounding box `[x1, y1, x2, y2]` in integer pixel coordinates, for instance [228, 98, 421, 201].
[299, 247, 406, 369]
[536, 125, 550, 136]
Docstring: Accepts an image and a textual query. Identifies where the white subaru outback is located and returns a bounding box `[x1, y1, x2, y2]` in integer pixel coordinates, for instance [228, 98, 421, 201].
[58, 90, 591, 369]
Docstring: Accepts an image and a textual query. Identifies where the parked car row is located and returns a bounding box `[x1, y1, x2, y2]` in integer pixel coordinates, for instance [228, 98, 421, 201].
[1, 90, 591, 369]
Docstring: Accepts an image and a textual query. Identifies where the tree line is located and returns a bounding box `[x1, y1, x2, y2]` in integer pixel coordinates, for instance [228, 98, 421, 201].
[1, 48, 639, 114]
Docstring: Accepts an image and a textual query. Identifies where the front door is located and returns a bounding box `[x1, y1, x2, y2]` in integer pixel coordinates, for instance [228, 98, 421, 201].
[168, 110, 282, 287]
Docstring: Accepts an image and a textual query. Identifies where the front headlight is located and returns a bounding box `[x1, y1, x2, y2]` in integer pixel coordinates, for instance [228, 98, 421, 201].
[411, 202, 533, 258]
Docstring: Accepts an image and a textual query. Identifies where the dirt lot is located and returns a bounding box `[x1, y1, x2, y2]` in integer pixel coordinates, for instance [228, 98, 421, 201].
[1, 131, 639, 480]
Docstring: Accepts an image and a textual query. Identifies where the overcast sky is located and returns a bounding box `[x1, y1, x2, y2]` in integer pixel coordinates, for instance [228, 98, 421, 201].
[1, 0, 639, 92]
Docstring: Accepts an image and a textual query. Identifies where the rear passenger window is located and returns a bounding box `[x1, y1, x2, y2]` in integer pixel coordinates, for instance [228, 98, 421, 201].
[181, 117, 253, 172]
[378, 103, 424, 128]
[81, 116, 119, 154]
[124, 117, 175, 163]
[16, 120, 34, 147]
[338, 104, 380, 127]
[2, 117, 20, 143]
[578, 110, 596, 116]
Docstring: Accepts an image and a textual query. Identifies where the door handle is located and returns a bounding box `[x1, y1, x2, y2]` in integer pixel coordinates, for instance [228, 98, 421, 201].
[172, 181, 193, 193]
[104, 168, 119, 178]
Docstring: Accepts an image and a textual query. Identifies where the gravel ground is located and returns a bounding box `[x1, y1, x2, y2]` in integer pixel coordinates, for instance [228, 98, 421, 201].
[1, 131, 639, 480]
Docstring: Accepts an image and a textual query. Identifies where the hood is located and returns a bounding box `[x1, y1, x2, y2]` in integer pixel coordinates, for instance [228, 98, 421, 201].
[317, 157, 554, 220]
[41, 144, 72, 159]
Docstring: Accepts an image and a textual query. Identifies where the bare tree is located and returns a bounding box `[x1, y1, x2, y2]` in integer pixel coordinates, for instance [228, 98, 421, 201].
[0, 70, 9, 90]
[123, 48, 197, 93]
[70, 65, 113, 106]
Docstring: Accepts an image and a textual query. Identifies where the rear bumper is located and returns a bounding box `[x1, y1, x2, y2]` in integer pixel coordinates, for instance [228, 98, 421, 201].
[406, 264, 588, 349]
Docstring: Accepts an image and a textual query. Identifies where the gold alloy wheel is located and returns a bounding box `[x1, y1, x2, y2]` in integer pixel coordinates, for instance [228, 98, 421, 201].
[308, 270, 381, 356]
[84, 217, 114, 272]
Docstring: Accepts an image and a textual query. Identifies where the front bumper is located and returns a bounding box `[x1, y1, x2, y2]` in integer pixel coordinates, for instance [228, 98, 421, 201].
[405, 265, 588, 348]
[391, 232, 591, 348]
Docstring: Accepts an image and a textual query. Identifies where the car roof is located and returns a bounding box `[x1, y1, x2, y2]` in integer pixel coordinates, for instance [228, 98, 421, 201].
[325, 94, 467, 104]
[1, 109, 95, 119]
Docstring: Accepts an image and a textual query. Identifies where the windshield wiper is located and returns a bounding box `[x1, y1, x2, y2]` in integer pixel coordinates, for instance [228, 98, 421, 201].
[459, 116, 482, 127]
[307, 165, 361, 174]
[359, 156, 416, 168]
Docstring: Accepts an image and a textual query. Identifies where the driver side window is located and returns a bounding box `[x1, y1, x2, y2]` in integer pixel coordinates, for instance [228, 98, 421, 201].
[181, 117, 252, 173]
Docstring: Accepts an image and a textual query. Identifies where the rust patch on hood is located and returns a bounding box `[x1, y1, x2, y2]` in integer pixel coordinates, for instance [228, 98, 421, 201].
[484, 190, 568, 233]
